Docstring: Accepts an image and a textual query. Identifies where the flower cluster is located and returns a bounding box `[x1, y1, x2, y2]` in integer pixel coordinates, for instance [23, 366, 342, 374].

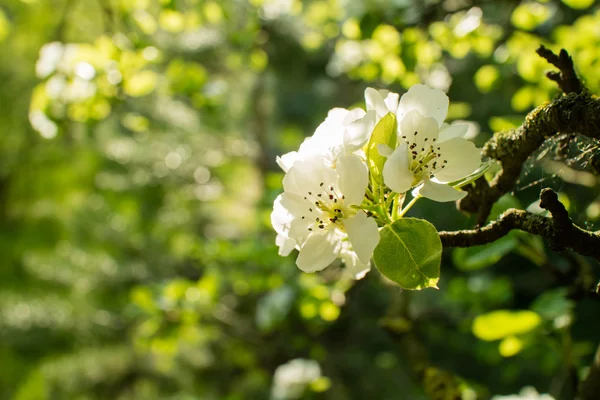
[272, 84, 481, 278]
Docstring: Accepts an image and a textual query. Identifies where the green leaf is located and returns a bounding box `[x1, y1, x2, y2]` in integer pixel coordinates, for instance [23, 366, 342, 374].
[373, 218, 441, 290]
[488, 194, 522, 222]
[452, 234, 518, 271]
[531, 288, 574, 321]
[366, 112, 397, 189]
[472, 310, 541, 341]
[256, 286, 295, 332]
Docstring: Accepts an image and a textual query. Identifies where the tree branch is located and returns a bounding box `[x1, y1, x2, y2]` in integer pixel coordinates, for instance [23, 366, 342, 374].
[458, 46, 594, 225]
[441, 189, 600, 262]
[536, 45, 582, 95]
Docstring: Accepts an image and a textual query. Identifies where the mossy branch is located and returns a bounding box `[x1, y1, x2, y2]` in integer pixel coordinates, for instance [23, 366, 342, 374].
[457, 46, 594, 225]
[441, 188, 600, 261]
[439, 48, 600, 400]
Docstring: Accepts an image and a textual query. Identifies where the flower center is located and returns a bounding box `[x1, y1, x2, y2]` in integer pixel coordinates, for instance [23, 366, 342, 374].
[301, 182, 351, 232]
[401, 130, 448, 184]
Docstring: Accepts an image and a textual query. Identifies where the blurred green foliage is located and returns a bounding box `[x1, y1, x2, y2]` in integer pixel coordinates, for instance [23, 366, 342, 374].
[0, 0, 599, 399]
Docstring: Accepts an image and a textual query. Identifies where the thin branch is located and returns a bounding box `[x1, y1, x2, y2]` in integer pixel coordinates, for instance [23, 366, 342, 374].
[458, 46, 592, 225]
[442, 189, 600, 262]
[536, 45, 583, 95]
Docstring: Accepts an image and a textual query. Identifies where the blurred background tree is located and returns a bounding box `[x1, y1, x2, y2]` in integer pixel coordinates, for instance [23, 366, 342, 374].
[0, 0, 599, 399]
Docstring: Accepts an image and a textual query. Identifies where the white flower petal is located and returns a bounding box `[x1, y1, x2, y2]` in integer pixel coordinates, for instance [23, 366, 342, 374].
[296, 231, 339, 272]
[434, 137, 481, 182]
[271, 194, 293, 235]
[438, 123, 468, 143]
[397, 84, 449, 127]
[279, 193, 315, 242]
[276, 234, 296, 256]
[339, 249, 371, 280]
[299, 108, 348, 160]
[344, 110, 376, 152]
[365, 87, 389, 118]
[336, 154, 368, 206]
[283, 155, 337, 196]
[383, 91, 399, 114]
[377, 143, 394, 158]
[342, 108, 366, 125]
[399, 109, 439, 150]
[414, 179, 467, 202]
[344, 212, 380, 264]
[382, 141, 413, 193]
[276, 151, 299, 172]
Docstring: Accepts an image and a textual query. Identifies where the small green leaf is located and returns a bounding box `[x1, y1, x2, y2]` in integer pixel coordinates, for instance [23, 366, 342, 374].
[366, 112, 397, 188]
[373, 218, 441, 290]
[453, 234, 518, 271]
[531, 288, 574, 321]
[472, 310, 541, 341]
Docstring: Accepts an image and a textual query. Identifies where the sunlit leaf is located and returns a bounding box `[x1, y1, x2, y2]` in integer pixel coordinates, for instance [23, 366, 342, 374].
[474, 65, 500, 93]
[473, 310, 541, 341]
[511, 3, 552, 31]
[499, 335, 524, 357]
[561, 0, 594, 9]
[124, 70, 158, 97]
[373, 218, 441, 290]
[366, 112, 397, 190]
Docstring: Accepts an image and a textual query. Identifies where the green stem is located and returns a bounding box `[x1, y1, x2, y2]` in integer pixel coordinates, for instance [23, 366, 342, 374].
[397, 196, 420, 219]
[391, 193, 403, 220]
[381, 206, 393, 224]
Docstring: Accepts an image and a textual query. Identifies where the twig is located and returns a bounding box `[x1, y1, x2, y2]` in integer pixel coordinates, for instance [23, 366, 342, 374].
[441, 189, 600, 262]
[536, 45, 582, 95]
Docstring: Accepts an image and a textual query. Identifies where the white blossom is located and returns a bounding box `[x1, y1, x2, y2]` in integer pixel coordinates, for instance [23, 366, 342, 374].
[276, 107, 376, 172]
[491, 386, 555, 400]
[271, 358, 321, 400]
[271, 154, 379, 273]
[378, 84, 481, 202]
